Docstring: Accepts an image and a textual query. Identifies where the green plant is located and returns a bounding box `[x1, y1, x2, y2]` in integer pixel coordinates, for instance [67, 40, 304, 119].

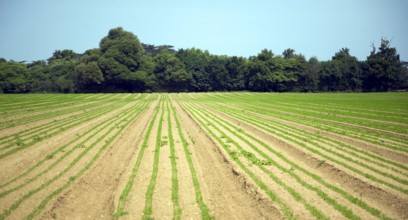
[316, 159, 326, 168]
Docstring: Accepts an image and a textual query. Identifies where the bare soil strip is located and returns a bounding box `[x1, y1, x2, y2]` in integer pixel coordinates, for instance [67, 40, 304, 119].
[197, 101, 408, 219]
[174, 100, 283, 219]
[0, 100, 146, 220]
[0, 100, 100, 122]
[274, 101, 408, 123]
[118, 101, 162, 219]
[38, 100, 155, 219]
[169, 102, 201, 219]
[1, 93, 407, 220]
[0, 101, 115, 139]
[0, 102, 135, 184]
[236, 101, 408, 138]
[215, 102, 408, 163]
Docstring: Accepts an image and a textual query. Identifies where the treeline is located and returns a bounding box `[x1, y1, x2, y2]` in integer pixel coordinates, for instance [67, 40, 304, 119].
[1, 27, 407, 93]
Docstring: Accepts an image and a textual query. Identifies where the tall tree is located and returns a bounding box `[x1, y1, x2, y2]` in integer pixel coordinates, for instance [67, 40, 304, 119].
[246, 49, 299, 92]
[283, 48, 295, 59]
[98, 27, 148, 91]
[154, 50, 192, 92]
[27, 60, 50, 92]
[225, 56, 247, 91]
[246, 49, 274, 91]
[0, 61, 28, 93]
[302, 57, 320, 92]
[74, 49, 104, 91]
[283, 50, 307, 91]
[363, 38, 407, 91]
[333, 48, 362, 91]
[176, 48, 212, 91]
[44, 49, 79, 93]
[319, 48, 361, 91]
[207, 55, 229, 91]
[47, 49, 80, 64]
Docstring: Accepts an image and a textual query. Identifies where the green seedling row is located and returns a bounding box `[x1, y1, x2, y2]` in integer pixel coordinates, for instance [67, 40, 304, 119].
[3, 99, 147, 220]
[188, 102, 391, 219]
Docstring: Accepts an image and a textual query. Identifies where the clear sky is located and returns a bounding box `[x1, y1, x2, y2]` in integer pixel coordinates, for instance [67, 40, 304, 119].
[0, 0, 407, 62]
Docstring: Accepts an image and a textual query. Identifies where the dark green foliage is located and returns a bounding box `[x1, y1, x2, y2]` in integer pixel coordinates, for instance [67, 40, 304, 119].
[207, 55, 229, 91]
[154, 50, 192, 92]
[246, 49, 301, 92]
[143, 43, 176, 55]
[1, 27, 406, 93]
[319, 48, 362, 92]
[225, 56, 247, 90]
[0, 61, 28, 93]
[47, 50, 80, 64]
[362, 39, 408, 91]
[75, 62, 104, 88]
[98, 27, 144, 89]
[176, 48, 212, 91]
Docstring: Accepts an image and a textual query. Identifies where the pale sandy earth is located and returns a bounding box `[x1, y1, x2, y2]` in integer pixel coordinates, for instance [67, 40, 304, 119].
[0, 93, 406, 220]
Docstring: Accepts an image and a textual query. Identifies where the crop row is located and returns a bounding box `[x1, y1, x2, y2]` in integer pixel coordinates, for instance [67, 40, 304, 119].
[0, 97, 149, 220]
[0, 101, 130, 159]
[203, 101, 408, 193]
[114, 95, 211, 219]
[200, 93, 408, 152]
[176, 93, 406, 219]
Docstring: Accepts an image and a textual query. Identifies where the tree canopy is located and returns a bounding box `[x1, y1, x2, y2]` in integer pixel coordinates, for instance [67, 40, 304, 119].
[1, 27, 407, 93]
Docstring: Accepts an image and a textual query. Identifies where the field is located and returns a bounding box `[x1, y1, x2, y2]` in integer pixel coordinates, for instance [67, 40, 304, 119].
[0, 92, 407, 220]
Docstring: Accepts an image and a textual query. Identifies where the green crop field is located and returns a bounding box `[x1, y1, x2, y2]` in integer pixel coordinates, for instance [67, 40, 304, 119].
[0, 92, 407, 219]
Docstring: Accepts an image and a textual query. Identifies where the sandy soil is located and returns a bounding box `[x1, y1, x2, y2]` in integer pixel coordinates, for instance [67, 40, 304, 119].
[196, 101, 408, 220]
[1, 93, 407, 220]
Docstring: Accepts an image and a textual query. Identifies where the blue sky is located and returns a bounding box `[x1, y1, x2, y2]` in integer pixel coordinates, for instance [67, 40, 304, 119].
[0, 0, 407, 62]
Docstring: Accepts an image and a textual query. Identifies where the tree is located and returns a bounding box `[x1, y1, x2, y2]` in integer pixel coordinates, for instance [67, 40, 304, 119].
[302, 57, 320, 92]
[75, 62, 104, 90]
[246, 49, 274, 91]
[283, 48, 295, 59]
[98, 27, 149, 91]
[2, 27, 407, 93]
[73, 49, 104, 92]
[225, 56, 247, 91]
[363, 38, 407, 91]
[176, 48, 212, 91]
[47, 49, 79, 64]
[27, 60, 50, 92]
[0, 61, 28, 93]
[99, 27, 144, 72]
[154, 50, 191, 92]
[246, 49, 299, 92]
[207, 55, 229, 91]
[333, 48, 362, 91]
[319, 48, 361, 91]
[282, 50, 307, 91]
[47, 57, 77, 93]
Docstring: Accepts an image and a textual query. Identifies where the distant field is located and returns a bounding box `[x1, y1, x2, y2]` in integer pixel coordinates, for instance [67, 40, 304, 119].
[0, 92, 407, 219]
